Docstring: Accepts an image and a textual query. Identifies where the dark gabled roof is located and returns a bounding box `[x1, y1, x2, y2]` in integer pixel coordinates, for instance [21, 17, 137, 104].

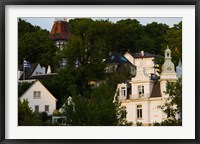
[150, 81, 162, 98]
[104, 52, 135, 66]
[19, 63, 39, 80]
[125, 51, 155, 58]
[133, 52, 155, 58]
[49, 21, 71, 41]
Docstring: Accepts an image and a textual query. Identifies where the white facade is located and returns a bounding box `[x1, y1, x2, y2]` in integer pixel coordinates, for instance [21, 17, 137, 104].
[124, 51, 157, 76]
[20, 80, 57, 115]
[121, 98, 164, 125]
[117, 48, 179, 125]
[135, 57, 156, 76]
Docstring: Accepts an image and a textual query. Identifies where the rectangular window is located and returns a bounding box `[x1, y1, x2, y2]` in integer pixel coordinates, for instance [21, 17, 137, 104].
[45, 105, 49, 112]
[33, 91, 41, 99]
[136, 105, 142, 118]
[35, 105, 39, 112]
[121, 87, 126, 97]
[138, 86, 144, 96]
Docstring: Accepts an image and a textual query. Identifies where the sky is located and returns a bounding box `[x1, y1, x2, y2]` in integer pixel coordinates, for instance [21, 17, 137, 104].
[21, 17, 182, 32]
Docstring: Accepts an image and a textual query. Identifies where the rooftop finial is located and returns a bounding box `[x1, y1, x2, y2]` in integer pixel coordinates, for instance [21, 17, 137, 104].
[55, 18, 66, 22]
[167, 45, 169, 49]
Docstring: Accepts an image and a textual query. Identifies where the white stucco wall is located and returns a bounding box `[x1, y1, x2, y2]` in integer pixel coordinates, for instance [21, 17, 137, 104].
[130, 82, 154, 99]
[121, 99, 164, 125]
[135, 57, 155, 75]
[149, 100, 163, 123]
[20, 81, 57, 115]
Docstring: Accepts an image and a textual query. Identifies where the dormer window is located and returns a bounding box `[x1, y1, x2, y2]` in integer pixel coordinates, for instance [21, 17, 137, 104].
[121, 87, 126, 97]
[138, 86, 144, 96]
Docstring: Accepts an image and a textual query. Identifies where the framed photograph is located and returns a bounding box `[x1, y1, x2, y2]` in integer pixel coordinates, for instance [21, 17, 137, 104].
[1, 0, 199, 143]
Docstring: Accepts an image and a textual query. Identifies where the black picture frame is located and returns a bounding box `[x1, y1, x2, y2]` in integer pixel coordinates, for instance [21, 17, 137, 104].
[0, 0, 199, 143]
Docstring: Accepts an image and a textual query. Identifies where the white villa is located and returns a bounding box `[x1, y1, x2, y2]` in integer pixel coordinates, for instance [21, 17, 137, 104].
[115, 47, 181, 125]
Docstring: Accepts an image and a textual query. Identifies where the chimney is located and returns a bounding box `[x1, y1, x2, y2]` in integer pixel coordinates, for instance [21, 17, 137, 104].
[141, 50, 144, 57]
[47, 65, 51, 74]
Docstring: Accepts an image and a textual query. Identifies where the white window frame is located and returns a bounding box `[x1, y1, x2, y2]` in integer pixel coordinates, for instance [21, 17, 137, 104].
[136, 105, 142, 119]
[121, 87, 126, 97]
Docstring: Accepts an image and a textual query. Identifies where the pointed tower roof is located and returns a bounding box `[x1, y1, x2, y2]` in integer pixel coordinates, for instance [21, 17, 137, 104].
[161, 46, 175, 74]
[160, 46, 177, 80]
[49, 19, 71, 41]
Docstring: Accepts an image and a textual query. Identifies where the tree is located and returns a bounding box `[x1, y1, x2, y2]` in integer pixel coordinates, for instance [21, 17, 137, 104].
[18, 19, 58, 70]
[164, 22, 182, 66]
[39, 112, 53, 126]
[114, 19, 144, 53]
[144, 22, 169, 54]
[18, 82, 34, 97]
[153, 77, 182, 126]
[18, 18, 36, 39]
[18, 99, 42, 126]
[62, 83, 131, 126]
[41, 66, 79, 108]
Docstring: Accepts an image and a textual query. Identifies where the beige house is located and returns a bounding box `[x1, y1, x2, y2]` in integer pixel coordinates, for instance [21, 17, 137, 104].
[20, 80, 57, 115]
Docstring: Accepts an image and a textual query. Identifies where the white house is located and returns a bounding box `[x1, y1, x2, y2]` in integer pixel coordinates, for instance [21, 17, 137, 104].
[20, 80, 57, 115]
[116, 47, 180, 125]
[124, 51, 157, 77]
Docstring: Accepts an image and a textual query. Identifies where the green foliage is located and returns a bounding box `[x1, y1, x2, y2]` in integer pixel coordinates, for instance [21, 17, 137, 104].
[18, 82, 34, 97]
[18, 99, 42, 126]
[41, 66, 79, 108]
[39, 112, 53, 126]
[114, 19, 144, 52]
[18, 99, 53, 126]
[62, 83, 131, 126]
[18, 18, 36, 39]
[155, 77, 182, 126]
[18, 18, 58, 70]
[164, 22, 182, 66]
[153, 119, 182, 126]
[136, 121, 143, 126]
[144, 22, 169, 54]
[165, 77, 182, 117]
